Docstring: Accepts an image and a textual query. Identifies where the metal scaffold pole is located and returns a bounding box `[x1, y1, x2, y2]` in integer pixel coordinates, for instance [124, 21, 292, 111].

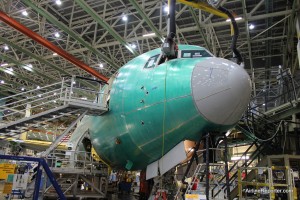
[205, 133, 210, 200]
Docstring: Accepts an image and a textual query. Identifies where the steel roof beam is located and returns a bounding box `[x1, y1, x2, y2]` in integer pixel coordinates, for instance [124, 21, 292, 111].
[74, 0, 139, 56]
[0, 54, 57, 83]
[128, 0, 164, 41]
[22, 0, 118, 71]
[189, 7, 211, 52]
[0, 63, 40, 86]
[0, 37, 72, 77]
[0, 9, 109, 83]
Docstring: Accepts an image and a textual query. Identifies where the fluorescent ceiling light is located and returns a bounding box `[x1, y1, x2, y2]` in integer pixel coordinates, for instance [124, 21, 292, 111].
[164, 5, 169, 13]
[122, 15, 128, 21]
[226, 17, 242, 22]
[24, 64, 33, 72]
[54, 32, 60, 38]
[99, 63, 104, 68]
[55, 0, 62, 5]
[4, 68, 14, 75]
[22, 11, 28, 16]
[126, 45, 134, 53]
[143, 33, 156, 37]
[0, 63, 8, 67]
[53, 53, 58, 56]
[249, 24, 255, 30]
[37, 86, 40, 89]
[21, 87, 25, 91]
[131, 44, 137, 49]
[231, 155, 249, 161]
[4, 45, 9, 50]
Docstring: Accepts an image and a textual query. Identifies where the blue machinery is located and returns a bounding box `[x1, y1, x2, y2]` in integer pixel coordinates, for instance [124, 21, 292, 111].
[0, 154, 66, 200]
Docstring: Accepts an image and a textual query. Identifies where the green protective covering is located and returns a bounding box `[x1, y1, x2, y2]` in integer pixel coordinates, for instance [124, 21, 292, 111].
[88, 45, 232, 170]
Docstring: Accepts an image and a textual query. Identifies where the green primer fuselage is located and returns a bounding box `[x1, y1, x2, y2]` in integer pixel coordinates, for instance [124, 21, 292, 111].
[89, 45, 232, 170]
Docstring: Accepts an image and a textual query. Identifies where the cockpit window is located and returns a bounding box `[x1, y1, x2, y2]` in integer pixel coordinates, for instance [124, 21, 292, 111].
[181, 50, 212, 58]
[144, 54, 160, 69]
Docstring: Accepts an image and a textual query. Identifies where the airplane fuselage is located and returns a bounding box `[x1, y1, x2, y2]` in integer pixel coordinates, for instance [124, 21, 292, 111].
[86, 45, 251, 170]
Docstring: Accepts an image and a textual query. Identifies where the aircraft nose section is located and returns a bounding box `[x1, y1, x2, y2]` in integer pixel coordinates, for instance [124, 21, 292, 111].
[191, 58, 252, 125]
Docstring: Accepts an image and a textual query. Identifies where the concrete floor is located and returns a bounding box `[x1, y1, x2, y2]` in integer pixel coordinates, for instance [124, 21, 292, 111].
[108, 193, 138, 200]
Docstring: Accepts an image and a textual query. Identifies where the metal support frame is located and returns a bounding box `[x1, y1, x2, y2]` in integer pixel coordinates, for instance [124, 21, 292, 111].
[0, 154, 66, 200]
[205, 133, 210, 200]
[223, 134, 230, 199]
[33, 162, 42, 200]
[41, 110, 88, 157]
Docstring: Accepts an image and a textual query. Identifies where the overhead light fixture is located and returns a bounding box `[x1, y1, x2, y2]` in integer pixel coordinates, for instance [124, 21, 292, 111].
[131, 44, 137, 49]
[37, 86, 40, 89]
[55, 0, 62, 5]
[143, 33, 156, 37]
[24, 64, 33, 72]
[164, 5, 169, 13]
[0, 63, 8, 67]
[249, 24, 255, 30]
[126, 45, 134, 53]
[22, 10, 28, 16]
[99, 63, 104, 68]
[226, 17, 242, 22]
[5, 68, 14, 75]
[122, 15, 128, 21]
[231, 155, 249, 161]
[0, 80, 4, 84]
[54, 32, 60, 38]
[21, 87, 25, 91]
[4, 45, 9, 50]
[53, 53, 58, 56]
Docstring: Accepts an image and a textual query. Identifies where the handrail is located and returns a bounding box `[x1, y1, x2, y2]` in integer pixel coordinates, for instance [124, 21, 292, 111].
[212, 141, 266, 198]
[211, 140, 258, 197]
[0, 76, 107, 130]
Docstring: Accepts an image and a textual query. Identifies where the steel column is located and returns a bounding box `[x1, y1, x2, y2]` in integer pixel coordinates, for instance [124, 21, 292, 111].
[223, 134, 230, 199]
[33, 163, 42, 200]
[205, 133, 210, 200]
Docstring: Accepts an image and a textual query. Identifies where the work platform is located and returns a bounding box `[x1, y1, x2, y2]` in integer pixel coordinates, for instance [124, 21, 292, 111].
[0, 76, 108, 137]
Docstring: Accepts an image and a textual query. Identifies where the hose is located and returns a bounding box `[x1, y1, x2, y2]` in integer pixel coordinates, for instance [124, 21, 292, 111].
[218, 6, 243, 64]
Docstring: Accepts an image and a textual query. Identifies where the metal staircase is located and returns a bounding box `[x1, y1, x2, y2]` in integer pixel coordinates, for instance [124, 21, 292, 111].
[0, 76, 108, 138]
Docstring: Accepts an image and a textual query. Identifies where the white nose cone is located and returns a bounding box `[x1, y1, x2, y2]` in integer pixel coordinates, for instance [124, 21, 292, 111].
[191, 58, 252, 125]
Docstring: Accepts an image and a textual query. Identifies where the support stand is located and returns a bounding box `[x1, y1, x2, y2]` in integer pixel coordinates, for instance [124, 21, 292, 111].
[0, 155, 66, 200]
[223, 134, 230, 199]
[205, 133, 210, 200]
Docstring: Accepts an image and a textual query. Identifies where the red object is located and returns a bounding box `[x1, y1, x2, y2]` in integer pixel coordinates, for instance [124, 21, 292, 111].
[139, 171, 149, 194]
[192, 178, 198, 190]
[154, 190, 167, 200]
[0, 11, 109, 83]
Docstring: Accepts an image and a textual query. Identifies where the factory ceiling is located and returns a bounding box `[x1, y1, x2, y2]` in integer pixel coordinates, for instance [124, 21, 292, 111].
[0, 0, 299, 96]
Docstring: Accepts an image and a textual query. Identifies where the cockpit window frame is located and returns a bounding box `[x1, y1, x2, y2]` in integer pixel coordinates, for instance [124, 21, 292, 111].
[180, 49, 214, 58]
[143, 54, 161, 69]
[143, 53, 162, 70]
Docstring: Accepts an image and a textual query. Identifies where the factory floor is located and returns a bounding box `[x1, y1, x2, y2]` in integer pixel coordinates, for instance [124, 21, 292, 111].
[40, 193, 139, 200]
[108, 193, 138, 200]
